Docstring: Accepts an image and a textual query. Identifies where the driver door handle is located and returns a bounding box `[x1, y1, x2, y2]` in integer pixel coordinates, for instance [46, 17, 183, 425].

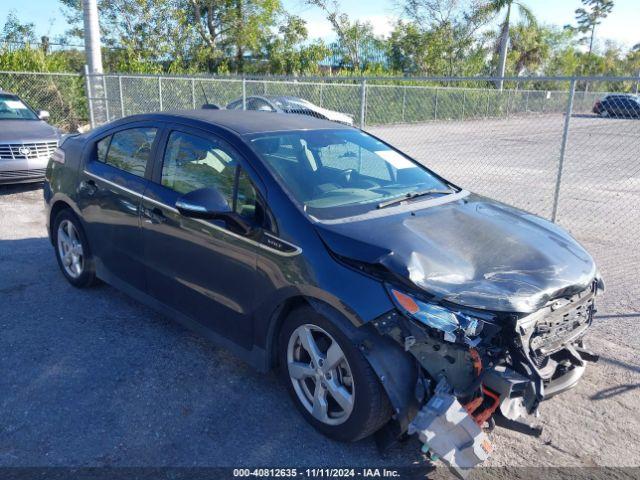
[143, 206, 167, 224]
[79, 179, 98, 196]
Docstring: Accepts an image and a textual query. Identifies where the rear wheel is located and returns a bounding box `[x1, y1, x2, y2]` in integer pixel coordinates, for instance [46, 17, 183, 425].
[599, 108, 609, 118]
[278, 306, 391, 442]
[53, 209, 97, 288]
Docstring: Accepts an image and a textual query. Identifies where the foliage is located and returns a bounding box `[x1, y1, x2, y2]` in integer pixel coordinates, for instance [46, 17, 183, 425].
[573, 0, 614, 55]
[0, 2, 638, 81]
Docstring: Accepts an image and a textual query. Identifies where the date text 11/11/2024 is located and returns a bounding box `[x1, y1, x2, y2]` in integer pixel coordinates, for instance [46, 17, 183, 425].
[232, 468, 402, 478]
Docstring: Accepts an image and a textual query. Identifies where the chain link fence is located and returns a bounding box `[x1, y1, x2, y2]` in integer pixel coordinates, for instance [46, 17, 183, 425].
[1, 70, 638, 315]
[0, 71, 88, 132]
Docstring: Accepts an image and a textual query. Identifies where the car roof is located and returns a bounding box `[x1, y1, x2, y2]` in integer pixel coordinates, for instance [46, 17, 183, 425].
[605, 94, 638, 99]
[118, 109, 351, 135]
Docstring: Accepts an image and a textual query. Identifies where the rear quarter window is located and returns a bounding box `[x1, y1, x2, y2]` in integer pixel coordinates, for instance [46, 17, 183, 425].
[104, 128, 157, 177]
[96, 136, 111, 162]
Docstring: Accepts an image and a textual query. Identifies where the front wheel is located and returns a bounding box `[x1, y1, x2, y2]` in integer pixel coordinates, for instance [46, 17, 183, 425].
[53, 209, 97, 288]
[279, 306, 391, 442]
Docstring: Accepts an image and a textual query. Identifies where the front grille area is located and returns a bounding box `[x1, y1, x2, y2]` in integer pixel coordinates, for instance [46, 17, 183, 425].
[0, 168, 46, 179]
[530, 290, 594, 358]
[0, 141, 58, 161]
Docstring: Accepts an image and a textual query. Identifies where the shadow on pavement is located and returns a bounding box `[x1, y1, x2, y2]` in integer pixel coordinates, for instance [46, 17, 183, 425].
[0, 182, 44, 195]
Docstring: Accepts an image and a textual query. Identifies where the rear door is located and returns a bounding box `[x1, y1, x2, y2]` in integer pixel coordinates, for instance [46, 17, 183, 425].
[140, 125, 265, 348]
[77, 124, 160, 291]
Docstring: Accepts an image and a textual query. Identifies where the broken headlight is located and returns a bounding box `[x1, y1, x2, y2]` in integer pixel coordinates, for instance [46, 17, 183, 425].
[387, 287, 484, 340]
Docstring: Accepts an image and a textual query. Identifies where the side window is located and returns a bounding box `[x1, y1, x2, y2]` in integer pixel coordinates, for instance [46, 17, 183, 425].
[161, 131, 238, 201]
[96, 136, 111, 162]
[251, 99, 274, 112]
[162, 131, 262, 224]
[318, 142, 391, 181]
[105, 128, 157, 177]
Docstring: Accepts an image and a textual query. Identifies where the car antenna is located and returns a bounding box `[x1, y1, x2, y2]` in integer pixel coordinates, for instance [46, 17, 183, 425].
[199, 82, 210, 106]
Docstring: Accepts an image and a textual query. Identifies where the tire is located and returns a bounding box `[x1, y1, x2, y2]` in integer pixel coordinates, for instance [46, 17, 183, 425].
[52, 209, 98, 288]
[599, 109, 609, 118]
[278, 305, 392, 442]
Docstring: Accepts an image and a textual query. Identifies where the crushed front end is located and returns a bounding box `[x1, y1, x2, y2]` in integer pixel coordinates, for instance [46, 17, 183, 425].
[371, 278, 603, 476]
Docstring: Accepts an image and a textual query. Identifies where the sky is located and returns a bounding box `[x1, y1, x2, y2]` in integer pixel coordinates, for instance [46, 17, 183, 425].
[1, 0, 638, 49]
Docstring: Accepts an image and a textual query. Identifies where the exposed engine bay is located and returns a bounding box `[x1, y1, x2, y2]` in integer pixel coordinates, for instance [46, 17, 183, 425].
[370, 279, 603, 476]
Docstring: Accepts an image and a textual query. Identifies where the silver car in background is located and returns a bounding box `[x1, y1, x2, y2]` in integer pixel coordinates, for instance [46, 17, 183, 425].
[0, 92, 60, 185]
[226, 95, 355, 125]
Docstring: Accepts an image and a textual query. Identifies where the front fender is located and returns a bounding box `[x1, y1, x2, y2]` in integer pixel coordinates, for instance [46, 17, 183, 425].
[297, 299, 420, 436]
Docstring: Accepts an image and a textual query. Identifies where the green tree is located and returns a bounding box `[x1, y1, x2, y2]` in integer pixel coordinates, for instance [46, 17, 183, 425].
[2, 10, 37, 44]
[60, 0, 287, 73]
[574, 0, 614, 57]
[60, 0, 195, 72]
[507, 22, 551, 76]
[305, 0, 381, 71]
[480, 0, 535, 87]
[261, 15, 329, 74]
[395, 0, 491, 76]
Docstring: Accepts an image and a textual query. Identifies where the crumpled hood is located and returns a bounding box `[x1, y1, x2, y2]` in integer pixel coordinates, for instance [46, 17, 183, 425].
[315, 193, 597, 313]
[0, 120, 60, 142]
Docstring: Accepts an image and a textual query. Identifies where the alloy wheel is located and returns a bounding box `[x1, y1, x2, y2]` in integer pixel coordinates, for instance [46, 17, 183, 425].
[57, 219, 84, 279]
[287, 324, 355, 425]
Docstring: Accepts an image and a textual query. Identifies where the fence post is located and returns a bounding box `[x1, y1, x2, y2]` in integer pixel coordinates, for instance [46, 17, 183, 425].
[84, 65, 95, 129]
[505, 88, 511, 118]
[191, 78, 196, 109]
[461, 90, 466, 119]
[319, 82, 324, 107]
[359, 78, 367, 128]
[158, 77, 163, 111]
[486, 89, 490, 117]
[434, 88, 438, 120]
[101, 75, 110, 122]
[551, 79, 576, 223]
[401, 87, 406, 123]
[525, 90, 530, 112]
[118, 75, 125, 118]
[242, 77, 247, 110]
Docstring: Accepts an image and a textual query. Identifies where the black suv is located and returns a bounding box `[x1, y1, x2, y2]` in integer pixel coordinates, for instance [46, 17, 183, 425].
[44, 110, 603, 469]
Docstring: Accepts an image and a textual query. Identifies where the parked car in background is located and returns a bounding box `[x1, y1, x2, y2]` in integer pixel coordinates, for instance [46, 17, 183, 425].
[226, 95, 354, 125]
[44, 110, 603, 472]
[593, 94, 640, 118]
[0, 91, 61, 184]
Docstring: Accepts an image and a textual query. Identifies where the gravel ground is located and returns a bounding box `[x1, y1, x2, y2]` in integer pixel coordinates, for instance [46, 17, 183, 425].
[1, 114, 639, 475]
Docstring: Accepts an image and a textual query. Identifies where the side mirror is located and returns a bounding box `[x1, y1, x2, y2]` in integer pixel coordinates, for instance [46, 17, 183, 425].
[37, 110, 50, 121]
[175, 187, 252, 235]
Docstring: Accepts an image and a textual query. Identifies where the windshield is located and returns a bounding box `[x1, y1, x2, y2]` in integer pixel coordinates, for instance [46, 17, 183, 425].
[249, 129, 453, 220]
[0, 95, 39, 120]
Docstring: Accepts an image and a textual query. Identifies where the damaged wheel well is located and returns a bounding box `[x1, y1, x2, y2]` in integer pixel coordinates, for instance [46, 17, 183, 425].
[264, 297, 420, 435]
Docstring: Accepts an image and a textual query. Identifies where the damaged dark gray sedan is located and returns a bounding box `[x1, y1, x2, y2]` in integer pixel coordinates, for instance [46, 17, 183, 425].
[44, 110, 603, 472]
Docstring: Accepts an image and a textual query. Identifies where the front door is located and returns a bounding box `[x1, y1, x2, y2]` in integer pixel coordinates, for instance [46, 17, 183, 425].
[77, 125, 159, 291]
[140, 127, 263, 348]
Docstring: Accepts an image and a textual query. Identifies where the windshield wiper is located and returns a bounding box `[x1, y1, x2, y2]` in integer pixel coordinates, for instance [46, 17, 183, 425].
[377, 188, 454, 209]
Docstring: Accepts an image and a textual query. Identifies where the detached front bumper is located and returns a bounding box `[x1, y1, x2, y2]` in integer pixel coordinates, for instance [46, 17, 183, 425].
[371, 282, 601, 475]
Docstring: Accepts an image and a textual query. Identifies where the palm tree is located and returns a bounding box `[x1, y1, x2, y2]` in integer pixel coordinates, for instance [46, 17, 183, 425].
[482, 0, 536, 89]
